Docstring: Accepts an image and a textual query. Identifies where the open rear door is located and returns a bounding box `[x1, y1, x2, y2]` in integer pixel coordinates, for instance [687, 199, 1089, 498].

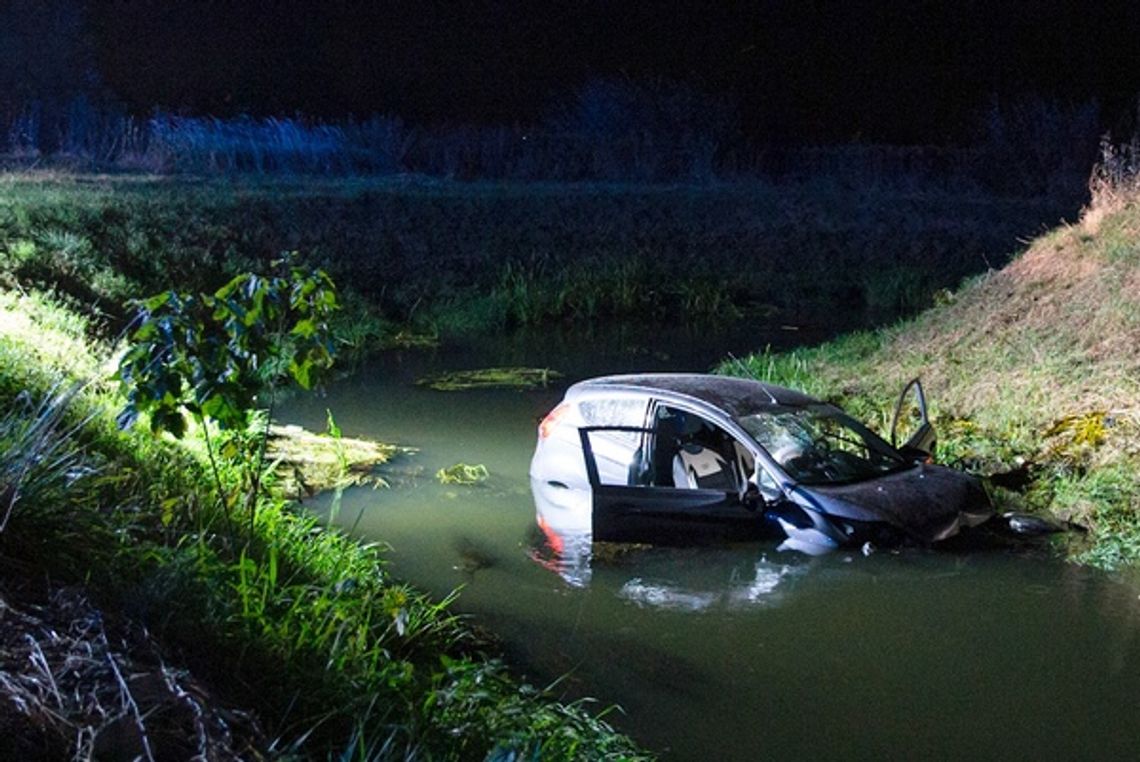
[890, 378, 936, 459]
[579, 426, 762, 543]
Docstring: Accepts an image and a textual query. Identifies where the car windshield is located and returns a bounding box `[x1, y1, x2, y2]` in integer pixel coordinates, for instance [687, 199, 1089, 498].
[735, 404, 909, 485]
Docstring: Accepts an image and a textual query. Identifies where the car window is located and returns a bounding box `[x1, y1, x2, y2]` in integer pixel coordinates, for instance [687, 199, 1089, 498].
[755, 466, 781, 498]
[580, 426, 647, 486]
[736, 404, 907, 485]
[578, 398, 647, 450]
[651, 405, 750, 491]
[579, 397, 647, 426]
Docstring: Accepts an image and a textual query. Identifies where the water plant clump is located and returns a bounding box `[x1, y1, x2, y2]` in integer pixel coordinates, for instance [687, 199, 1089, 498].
[436, 462, 491, 485]
[417, 366, 562, 391]
[266, 422, 405, 497]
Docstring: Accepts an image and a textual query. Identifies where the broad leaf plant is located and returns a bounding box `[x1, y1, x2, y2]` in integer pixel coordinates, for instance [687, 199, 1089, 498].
[116, 254, 339, 535]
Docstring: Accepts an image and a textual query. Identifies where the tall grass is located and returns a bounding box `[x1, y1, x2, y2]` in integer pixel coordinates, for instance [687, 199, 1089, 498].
[1088, 135, 1140, 215]
[0, 383, 90, 534]
[0, 289, 651, 758]
[0, 176, 1073, 341]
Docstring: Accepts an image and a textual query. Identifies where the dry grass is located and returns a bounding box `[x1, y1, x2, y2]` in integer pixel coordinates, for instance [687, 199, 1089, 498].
[1084, 137, 1140, 234]
[0, 585, 266, 761]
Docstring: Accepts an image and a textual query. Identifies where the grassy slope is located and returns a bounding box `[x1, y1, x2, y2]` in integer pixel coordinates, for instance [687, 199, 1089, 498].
[721, 198, 1140, 567]
[0, 297, 648, 755]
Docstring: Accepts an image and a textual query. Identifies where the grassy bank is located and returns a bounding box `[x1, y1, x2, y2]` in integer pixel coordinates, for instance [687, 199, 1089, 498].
[0, 288, 649, 758]
[0, 168, 1098, 757]
[720, 191, 1140, 568]
[0, 173, 1072, 340]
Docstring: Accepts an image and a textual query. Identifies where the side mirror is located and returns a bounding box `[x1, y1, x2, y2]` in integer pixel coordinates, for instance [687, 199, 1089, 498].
[740, 481, 765, 511]
[740, 463, 780, 510]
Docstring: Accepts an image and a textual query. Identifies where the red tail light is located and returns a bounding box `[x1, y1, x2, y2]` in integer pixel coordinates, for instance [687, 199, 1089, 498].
[538, 403, 569, 439]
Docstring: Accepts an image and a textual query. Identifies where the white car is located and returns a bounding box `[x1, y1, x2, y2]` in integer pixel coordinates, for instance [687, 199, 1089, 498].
[530, 373, 994, 554]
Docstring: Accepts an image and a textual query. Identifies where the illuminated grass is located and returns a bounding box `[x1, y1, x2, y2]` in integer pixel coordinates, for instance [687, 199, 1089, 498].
[0, 290, 650, 759]
[720, 191, 1140, 567]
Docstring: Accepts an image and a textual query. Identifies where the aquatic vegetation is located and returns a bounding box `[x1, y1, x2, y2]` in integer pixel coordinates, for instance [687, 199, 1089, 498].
[266, 422, 403, 497]
[436, 462, 490, 485]
[417, 366, 562, 391]
[387, 327, 441, 348]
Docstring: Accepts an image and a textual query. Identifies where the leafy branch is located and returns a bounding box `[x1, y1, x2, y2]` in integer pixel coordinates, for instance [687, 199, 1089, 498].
[115, 254, 339, 536]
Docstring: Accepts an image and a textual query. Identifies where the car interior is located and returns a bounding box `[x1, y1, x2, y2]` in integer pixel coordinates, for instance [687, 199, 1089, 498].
[644, 406, 752, 492]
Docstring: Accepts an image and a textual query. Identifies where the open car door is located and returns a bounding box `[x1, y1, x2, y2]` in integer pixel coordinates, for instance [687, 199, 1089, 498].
[578, 426, 764, 544]
[890, 378, 936, 460]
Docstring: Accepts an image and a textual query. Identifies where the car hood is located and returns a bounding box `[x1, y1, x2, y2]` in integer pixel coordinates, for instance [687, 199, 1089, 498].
[792, 463, 993, 542]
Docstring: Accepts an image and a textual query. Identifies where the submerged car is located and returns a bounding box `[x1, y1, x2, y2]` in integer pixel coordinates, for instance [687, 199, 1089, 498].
[529, 374, 993, 554]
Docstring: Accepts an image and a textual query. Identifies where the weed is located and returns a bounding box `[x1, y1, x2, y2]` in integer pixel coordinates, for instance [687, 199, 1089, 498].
[416, 367, 561, 391]
[0, 384, 91, 533]
[436, 463, 490, 485]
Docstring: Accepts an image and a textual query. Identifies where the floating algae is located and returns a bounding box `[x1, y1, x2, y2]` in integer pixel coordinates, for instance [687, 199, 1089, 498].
[436, 463, 490, 485]
[267, 423, 413, 497]
[416, 366, 561, 391]
[388, 329, 441, 349]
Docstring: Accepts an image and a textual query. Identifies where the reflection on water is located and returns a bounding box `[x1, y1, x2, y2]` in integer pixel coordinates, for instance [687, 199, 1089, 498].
[617, 558, 795, 612]
[281, 332, 1140, 761]
[529, 489, 801, 611]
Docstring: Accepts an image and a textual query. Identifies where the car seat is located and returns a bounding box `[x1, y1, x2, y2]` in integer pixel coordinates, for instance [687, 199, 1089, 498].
[649, 409, 686, 486]
[673, 443, 735, 490]
[732, 440, 755, 490]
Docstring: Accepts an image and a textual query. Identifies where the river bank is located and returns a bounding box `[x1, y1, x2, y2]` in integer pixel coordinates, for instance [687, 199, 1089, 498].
[719, 186, 1140, 568]
[0, 172, 1070, 343]
[0, 286, 650, 758]
[0, 168, 1121, 758]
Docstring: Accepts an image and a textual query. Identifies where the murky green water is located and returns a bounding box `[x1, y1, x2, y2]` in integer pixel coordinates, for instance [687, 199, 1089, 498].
[281, 328, 1140, 760]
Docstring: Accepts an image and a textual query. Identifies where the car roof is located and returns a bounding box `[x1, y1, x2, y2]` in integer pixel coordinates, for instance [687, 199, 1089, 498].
[568, 373, 819, 417]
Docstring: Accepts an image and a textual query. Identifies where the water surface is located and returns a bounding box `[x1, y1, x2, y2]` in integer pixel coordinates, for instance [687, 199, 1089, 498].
[281, 328, 1140, 760]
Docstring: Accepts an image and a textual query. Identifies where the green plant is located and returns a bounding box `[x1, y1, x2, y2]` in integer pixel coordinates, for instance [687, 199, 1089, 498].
[1, 239, 37, 270]
[436, 463, 490, 485]
[115, 255, 339, 535]
[0, 384, 92, 534]
[425, 657, 650, 761]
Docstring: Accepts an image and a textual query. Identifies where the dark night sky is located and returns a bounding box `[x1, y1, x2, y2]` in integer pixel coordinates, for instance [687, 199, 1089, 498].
[84, 1, 1140, 143]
